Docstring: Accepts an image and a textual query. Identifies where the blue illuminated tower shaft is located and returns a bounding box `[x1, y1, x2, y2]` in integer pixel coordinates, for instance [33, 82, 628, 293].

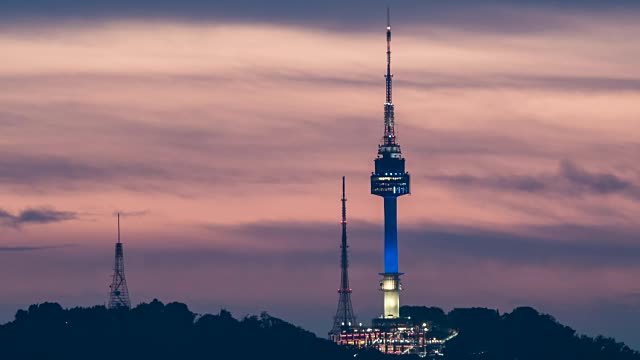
[384, 197, 398, 273]
[370, 9, 410, 319]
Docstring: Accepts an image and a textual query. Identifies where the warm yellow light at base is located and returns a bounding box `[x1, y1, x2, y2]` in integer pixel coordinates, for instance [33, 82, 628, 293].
[383, 291, 400, 318]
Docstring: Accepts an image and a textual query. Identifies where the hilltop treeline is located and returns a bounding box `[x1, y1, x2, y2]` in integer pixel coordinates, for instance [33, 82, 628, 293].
[0, 301, 637, 360]
[0, 300, 389, 360]
[402, 305, 640, 360]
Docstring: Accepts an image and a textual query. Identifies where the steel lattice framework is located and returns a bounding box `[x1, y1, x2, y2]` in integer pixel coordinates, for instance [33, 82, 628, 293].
[331, 176, 357, 334]
[108, 213, 131, 309]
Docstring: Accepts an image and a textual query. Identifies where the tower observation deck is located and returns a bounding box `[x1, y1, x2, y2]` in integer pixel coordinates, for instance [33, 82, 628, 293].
[371, 8, 410, 320]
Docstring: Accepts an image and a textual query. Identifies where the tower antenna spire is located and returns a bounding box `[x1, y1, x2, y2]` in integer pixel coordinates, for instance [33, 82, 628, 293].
[342, 176, 347, 219]
[387, 6, 390, 28]
[117, 212, 120, 244]
[384, 6, 395, 144]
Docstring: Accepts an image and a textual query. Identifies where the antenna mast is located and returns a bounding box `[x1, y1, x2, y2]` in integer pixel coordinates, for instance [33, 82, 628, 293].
[108, 212, 131, 309]
[330, 176, 357, 335]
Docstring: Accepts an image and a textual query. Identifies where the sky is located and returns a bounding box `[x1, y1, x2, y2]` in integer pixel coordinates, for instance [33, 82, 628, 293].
[1, 0, 640, 349]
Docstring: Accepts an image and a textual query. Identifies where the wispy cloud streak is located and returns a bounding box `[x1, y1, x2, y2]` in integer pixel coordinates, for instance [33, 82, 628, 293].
[0, 244, 75, 251]
[0, 208, 76, 227]
[428, 160, 640, 199]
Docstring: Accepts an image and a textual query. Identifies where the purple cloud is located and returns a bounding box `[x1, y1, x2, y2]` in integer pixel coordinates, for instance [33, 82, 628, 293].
[0, 207, 77, 227]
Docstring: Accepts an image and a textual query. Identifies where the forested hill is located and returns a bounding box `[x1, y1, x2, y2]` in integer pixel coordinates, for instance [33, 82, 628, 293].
[0, 300, 637, 360]
[0, 300, 386, 360]
[402, 305, 639, 360]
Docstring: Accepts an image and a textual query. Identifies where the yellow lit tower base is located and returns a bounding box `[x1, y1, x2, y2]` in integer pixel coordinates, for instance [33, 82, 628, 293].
[380, 273, 402, 320]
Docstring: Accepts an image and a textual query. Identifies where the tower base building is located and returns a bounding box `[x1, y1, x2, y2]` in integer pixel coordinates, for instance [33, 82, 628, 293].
[332, 319, 451, 357]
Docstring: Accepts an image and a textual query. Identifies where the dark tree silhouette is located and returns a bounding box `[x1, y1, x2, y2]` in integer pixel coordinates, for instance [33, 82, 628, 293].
[0, 300, 394, 360]
[403, 305, 639, 360]
[0, 301, 637, 360]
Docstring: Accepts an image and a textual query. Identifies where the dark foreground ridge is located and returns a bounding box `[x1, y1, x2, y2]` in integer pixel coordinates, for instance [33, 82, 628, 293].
[402, 306, 639, 360]
[0, 301, 637, 360]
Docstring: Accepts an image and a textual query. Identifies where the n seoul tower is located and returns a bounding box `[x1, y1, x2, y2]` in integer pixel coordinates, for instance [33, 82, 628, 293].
[370, 8, 410, 320]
